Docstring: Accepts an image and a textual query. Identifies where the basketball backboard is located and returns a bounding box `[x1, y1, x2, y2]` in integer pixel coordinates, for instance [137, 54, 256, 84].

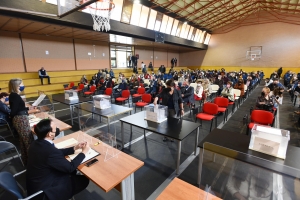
[53, 0, 98, 17]
[246, 46, 262, 61]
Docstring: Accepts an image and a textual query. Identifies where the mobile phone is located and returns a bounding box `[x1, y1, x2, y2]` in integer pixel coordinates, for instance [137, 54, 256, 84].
[85, 159, 98, 167]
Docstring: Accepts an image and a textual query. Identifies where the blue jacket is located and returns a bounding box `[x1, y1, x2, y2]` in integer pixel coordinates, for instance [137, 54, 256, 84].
[0, 101, 11, 123]
[109, 70, 114, 77]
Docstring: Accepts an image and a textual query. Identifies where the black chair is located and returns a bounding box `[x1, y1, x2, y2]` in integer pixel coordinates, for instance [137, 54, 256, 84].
[0, 141, 24, 167]
[0, 170, 43, 200]
[0, 118, 14, 138]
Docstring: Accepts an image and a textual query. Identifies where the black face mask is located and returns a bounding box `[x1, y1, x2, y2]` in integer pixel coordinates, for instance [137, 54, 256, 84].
[165, 88, 172, 92]
[278, 92, 282, 95]
[55, 127, 60, 137]
[261, 92, 265, 96]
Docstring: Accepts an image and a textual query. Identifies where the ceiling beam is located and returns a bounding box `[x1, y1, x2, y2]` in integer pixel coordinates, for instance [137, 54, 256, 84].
[202, 1, 257, 27]
[173, 0, 199, 14]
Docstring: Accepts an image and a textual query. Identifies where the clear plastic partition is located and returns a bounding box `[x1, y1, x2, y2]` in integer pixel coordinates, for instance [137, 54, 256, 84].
[200, 142, 300, 200]
[81, 110, 120, 162]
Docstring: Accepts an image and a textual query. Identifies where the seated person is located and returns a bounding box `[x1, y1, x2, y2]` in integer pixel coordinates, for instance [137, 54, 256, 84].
[26, 119, 90, 200]
[268, 78, 284, 93]
[79, 75, 88, 85]
[234, 79, 245, 97]
[117, 78, 128, 93]
[146, 77, 157, 95]
[221, 81, 234, 102]
[88, 76, 96, 89]
[0, 92, 11, 125]
[38, 67, 51, 85]
[109, 69, 115, 78]
[181, 81, 195, 106]
[256, 87, 275, 112]
[273, 87, 283, 108]
[194, 81, 203, 99]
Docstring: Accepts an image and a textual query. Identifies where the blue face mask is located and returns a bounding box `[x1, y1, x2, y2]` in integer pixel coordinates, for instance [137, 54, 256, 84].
[4, 97, 9, 102]
[185, 85, 189, 88]
[19, 86, 25, 92]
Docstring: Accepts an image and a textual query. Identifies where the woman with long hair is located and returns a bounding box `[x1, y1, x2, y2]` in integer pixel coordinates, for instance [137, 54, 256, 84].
[9, 78, 34, 165]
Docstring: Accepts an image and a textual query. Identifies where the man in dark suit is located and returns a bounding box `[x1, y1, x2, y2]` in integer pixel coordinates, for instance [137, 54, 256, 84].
[26, 119, 90, 200]
[181, 81, 195, 106]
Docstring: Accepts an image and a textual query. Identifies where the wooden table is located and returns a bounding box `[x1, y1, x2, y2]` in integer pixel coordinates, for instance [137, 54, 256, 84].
[156, 178, 221, 200]
[54, 131, 144, 200]
[25, 103, 40, 114]
[31, 112, 72, 134]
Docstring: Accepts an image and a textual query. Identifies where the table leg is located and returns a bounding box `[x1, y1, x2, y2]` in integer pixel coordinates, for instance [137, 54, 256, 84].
[197, 148, 203, 185]
[194, 127, 199, 155]
[121, 122, 124, 148]
[77, 107, 81, 130]
[70, 105, 74, 125]
[121, 173, 135, 200]
[130, 125, 132, 134]
[176, 140, 182, 175]
[107, 117, 110, 133]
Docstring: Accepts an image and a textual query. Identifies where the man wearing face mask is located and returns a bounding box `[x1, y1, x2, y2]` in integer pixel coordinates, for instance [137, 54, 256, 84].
[221, 81, 234, 102]
[268, 78, 284, 92]
[0, 92, 12, 127]
[181, 81, 195, 107]
[153, 80, 184, 141]
[8, 78, 35, 165]
[27, 119, 90, 200]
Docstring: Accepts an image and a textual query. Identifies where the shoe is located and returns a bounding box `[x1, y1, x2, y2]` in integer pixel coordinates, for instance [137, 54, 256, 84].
[294, 111, 300, 115]
[163, 137, 168, 142]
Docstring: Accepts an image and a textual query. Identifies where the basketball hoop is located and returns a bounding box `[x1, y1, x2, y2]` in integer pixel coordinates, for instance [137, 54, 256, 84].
[82, 0, 115, 32]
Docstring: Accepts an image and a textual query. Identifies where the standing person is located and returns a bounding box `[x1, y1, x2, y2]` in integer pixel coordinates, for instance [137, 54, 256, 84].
[128, 54, 132, 68]
[153, 80, 184, 141]
[141, 62, 147, 73]
[277, 67, 283, 79]
[256, 87, 275, 112]
[8, 78, 34, 165]
[27, 119, 90, 200]
[38, 67, 51, 85]
[159, 65, 166, 74]
[171, 58, 175, 67]
[148, 62, 153, 71]
[109, 68, 115, 78]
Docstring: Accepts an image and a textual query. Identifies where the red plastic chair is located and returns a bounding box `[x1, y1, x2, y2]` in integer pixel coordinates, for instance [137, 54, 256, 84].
[116, 90, 130, 107]
[77, 84, 84, 95]
[214, 97, 229, 123]
[247, 110, 274, 135]
[84, 85, 96, 97]
[135, 94, 152, 112]
[195, 103, 219, 132]
[132, 87, 146, 98]
[194, 91, 205, 107]
[105, 88, 113, 96]
[65, 82, 74, 90]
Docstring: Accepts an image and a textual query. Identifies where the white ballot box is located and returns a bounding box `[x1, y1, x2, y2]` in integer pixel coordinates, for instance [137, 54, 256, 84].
[64, 90, 79, 100]
[144, 104, 168, 123]
[249, 124, 290, 159]
[93, 95, 111, 109]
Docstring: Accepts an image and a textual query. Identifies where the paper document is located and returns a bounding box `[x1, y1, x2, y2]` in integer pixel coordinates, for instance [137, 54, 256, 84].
[29, 117, 42, 127]
[55, 138, 78, 149]
[69, 148, 99, 163]
[32, 94, 46, 107]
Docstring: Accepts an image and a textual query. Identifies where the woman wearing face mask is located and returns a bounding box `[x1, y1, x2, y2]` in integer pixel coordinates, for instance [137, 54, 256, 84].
[0, 92, 12, 127]
[154, 79, 184, 141]
[256, 87, 275, 112]
[221, 81, 234, 102]
[8, 78, 34, 165]
[234, 79, 245, 97]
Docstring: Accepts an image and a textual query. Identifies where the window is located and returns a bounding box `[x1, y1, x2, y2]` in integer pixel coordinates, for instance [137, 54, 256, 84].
[120, 0, 133, 24]
[138, 6, 150, 28]
[187, 27, 194, 40]
[179, 23, 187, 38]
[176, 22, 183, 37]
[130, 3, 142, 26]
[171, 19, 179, 36]
[193, 29, 200, 42]
[154, 12, 163, 31]
[165, 17, 174, 34]
[190, 28, 197, 40]
[147, 9, 157, 30]
[204, 33, 211, 45]
[159, 15, 169, 33]
[184, 25, 190, 39]
[110, 0, 124, 21]
[199, 31, 206, 43]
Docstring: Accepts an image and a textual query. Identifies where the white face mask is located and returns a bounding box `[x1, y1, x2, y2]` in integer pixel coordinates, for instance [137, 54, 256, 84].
[197, 84, 201, 86]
